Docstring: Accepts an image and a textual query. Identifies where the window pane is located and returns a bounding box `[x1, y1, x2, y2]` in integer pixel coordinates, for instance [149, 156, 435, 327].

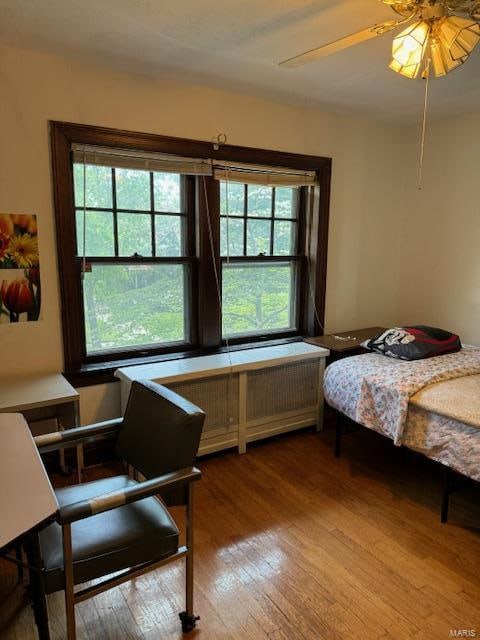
[220, 218, 244, 256]
[155, 215, 183, 257]
[220, 182, 244, 215]
[247, 185, 272, 217]
[154, 173, 181, 213]
[73, 164, 112, 208]
[247, 219, 271, 256]
[117, 213, 152, 257]
[115, 168, 150, 210]
[222, 262, 295, 337]
[76, 210, 114, 256]
[83, 263, 187, 353]
[274, 221, 296, 255]
[275, 187, 296, 219]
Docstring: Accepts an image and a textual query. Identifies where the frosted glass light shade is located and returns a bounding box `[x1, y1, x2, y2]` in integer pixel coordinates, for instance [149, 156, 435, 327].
[429, 36, 466, 76]
[390, 16, 479, 79]
[389, 58, 422, 78]
[392, 21, 430, 67]
[437, 15, 480, 60]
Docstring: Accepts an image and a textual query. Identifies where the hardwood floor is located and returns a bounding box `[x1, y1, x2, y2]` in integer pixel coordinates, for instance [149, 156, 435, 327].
[1, 426, 479, 639]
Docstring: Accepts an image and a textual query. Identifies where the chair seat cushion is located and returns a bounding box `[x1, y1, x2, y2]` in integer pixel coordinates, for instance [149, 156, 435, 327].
[40, 475, 179, 593]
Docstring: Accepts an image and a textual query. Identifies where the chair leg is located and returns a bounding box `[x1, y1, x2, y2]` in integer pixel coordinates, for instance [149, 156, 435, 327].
[441, 467, 451, 524]
[25, 533, 50, 640]
[62, 524, 77, 640]
[179, 485, 199, 633]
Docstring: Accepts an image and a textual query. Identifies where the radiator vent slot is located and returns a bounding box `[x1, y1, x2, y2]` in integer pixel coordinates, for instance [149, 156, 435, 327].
[247, 360, 319, 421]
[168, 374, 239, 434]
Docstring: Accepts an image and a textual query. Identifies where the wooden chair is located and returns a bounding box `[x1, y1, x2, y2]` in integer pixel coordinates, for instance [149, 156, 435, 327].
[30, 380, 205, 640]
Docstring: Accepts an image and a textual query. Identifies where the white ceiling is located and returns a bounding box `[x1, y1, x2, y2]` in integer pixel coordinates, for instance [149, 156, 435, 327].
[1, 0, 479, 123]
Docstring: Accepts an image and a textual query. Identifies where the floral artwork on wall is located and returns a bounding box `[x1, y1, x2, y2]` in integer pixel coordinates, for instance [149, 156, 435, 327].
[0, 213, 41, 323]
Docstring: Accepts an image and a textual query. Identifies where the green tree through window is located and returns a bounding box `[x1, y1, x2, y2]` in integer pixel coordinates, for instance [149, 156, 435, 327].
[220, 182, 299, 337]
[73, 164, 188, 354]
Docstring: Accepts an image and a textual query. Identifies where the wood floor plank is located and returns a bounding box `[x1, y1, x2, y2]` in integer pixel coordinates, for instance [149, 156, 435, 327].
[1, 428, 479, 639]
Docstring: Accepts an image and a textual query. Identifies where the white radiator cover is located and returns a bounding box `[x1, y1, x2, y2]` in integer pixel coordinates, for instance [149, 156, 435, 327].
[115, 343, 328, 455]
[168, 374, 240, 454]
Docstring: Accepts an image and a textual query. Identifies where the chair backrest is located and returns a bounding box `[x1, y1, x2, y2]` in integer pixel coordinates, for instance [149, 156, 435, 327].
[115, 380, 205, 504]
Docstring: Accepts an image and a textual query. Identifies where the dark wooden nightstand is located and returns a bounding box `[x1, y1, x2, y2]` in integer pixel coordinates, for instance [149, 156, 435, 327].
[304, 326, 385, 364]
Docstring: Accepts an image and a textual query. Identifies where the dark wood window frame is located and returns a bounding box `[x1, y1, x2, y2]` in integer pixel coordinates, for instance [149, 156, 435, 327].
[50, 121, 331, 386]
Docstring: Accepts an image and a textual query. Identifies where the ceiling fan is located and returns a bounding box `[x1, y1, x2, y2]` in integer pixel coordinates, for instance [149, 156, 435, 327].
[279, 0, 480, 79]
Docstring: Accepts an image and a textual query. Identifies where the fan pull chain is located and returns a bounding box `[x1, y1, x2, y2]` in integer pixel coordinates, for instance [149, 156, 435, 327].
[418, 58, 431, 191]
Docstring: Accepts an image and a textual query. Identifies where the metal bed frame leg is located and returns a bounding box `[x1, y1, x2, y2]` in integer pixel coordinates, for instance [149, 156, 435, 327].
[179, 485, 199, 633]
[441, 467, 451, 524]
[334, 412, 342, 459]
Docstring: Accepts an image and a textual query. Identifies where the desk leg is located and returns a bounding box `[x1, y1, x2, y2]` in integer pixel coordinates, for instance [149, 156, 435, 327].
[58, 400, 83, 481]
[25, 533, 50, 640]
[76, 445, 84, 484]
[15, 543, 24, 583]
[58, 448, 68, 475]
[56, 417, 70, 476]
[73, 401, 83, 483]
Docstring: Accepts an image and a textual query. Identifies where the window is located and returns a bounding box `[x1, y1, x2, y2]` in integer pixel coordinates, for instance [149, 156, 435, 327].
[220, 183, 300, 338]
[72, 163, 191, 356]
[51, 122, 331, 382]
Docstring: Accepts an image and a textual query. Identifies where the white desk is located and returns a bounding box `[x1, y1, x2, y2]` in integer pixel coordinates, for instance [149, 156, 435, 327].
[0, 373, 79, 418]
[0, 413, 58, 549]
[0, 373, 81, 478]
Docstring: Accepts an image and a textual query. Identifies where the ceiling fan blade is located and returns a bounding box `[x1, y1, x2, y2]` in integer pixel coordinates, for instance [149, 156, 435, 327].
[279, 20, 403, 68]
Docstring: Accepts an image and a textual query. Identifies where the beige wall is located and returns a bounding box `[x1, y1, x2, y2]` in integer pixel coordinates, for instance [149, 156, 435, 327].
[79, 383, 122, 427]
[0, 45, 408, 423]
[397, 113, 480, 346]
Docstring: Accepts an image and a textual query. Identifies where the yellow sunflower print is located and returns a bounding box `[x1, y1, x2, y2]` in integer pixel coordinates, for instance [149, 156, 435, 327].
[7, 233, 39, 268]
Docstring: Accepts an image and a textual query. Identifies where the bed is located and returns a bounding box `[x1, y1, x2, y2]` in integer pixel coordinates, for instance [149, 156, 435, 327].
[323, 346, 480, 520]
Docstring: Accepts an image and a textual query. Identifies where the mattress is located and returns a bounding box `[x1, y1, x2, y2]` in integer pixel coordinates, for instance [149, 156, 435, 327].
[324, 349, 480, 482]
[403, 406, 480, 482]
[410, 374, 480, 430]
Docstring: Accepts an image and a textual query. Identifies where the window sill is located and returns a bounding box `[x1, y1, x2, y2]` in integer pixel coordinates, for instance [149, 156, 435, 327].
[65, 335, 303, 387]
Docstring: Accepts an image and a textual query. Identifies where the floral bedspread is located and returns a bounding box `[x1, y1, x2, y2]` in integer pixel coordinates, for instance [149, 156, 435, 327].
[404, 406, 480, 482]
[323, 346, 480, 446]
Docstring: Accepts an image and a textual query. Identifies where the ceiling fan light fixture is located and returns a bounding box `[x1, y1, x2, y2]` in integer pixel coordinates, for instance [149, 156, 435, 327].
[392, 20, 430, 67]
[279, 0, 480, 80]
[437, 15, 480, 60]
[389, 15, 479, 79]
